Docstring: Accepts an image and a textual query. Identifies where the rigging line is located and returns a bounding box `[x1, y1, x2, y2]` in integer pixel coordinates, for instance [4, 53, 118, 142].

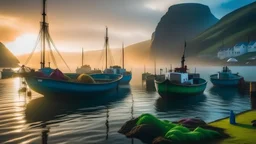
[45, 26, 57, 67]
[45, 32, 58, 68]
[24, 28, 43, 65]
[98, 43, 105, 69]
[120, 48, 122, 66]
[107, 44, 115, 66]
[46, 32, 71, 72]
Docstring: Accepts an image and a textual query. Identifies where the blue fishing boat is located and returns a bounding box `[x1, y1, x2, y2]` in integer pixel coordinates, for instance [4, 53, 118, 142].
[19, 0, 123, 97]
[104, 66, 132, 84]
[24, 73, 122, 97]
[210, 66, 243, 87]
[102, 27, 132, 84]
[1, 68, 15, 79]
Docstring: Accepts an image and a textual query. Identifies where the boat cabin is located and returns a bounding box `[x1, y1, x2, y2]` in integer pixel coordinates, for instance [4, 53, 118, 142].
[165, 72, 193, 84]
[76, 65, 92, 74]
[104, 66, 126, 75]
[39, 67, 54, 76]
[217, 66, 237, 79]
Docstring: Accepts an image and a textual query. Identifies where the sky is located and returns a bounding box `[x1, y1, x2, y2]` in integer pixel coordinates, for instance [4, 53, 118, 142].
[1, 0, 255, 56]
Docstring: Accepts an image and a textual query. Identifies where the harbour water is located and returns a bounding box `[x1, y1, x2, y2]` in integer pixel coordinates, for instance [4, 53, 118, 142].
[0, 66, 254, 144]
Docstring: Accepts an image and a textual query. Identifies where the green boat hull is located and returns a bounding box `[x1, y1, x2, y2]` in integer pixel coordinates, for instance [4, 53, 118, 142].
[155, 78, 207, 98]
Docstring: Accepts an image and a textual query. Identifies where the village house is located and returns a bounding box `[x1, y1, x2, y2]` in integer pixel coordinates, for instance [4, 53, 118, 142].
[247, 41, 256, 52]
[217, 48, 227, 59]
[233, 42, 248, 56]
[217, 41, 256, 59]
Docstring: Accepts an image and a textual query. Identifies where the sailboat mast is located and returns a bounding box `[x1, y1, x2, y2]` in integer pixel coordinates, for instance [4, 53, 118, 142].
[105, 27, 108, 69]
[41, 0, 47, 69]
[122, 42, 124, 69]
[82, 48, 84, 66]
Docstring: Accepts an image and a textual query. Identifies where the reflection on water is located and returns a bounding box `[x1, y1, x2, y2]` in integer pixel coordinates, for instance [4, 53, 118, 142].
[155, 94, 207, 112]
[24, 86, 131, 143]
[209, 86, 240, 101]
[0, 65, 255, 144]
[25, 87, 131, 123]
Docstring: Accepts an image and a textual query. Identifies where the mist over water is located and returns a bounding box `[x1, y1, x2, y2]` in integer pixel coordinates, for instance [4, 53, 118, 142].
[0, 66, 254, 143]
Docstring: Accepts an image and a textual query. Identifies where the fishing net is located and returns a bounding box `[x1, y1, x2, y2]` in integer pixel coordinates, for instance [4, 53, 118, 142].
[49, 69, 69, 81]
[77, 74, 96, 84]
[136, 114, 178, 133]
[136, 114, 221, 143]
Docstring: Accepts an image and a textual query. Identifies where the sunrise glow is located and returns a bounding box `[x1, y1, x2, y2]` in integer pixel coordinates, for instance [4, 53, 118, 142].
[5, 33, 38, 56]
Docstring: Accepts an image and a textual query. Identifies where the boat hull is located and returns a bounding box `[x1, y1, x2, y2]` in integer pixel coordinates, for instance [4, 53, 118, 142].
[120, 74, 132, 84]
[210, 74, 242, 87]
[25, 74, 122, 97]
[155, 78, 207, 98]
[1, 71, 14, 79]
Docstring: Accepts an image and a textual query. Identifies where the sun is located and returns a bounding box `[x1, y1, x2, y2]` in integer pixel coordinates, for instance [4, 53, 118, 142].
[5, 33, 38, 56]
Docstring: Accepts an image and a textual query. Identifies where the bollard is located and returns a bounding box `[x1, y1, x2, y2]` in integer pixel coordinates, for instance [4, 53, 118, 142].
[250, 82, 256, 109]
[229, 110, 236, 125]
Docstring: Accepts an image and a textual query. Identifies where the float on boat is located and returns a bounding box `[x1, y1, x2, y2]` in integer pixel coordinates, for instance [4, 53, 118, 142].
[210, 66, 243, 87]
[154, 42, 207, 98]
[102, 27, 132, 84]
[19, 0, 122, 97]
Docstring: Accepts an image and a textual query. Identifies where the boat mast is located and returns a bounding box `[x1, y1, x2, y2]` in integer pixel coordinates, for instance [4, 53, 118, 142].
[105, 27, 108, 69]
[122, 42, 124, 69]
[41, 0, 47, 69]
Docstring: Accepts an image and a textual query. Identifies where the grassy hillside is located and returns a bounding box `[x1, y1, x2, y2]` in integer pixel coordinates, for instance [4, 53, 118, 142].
[188, 1, 256, 57]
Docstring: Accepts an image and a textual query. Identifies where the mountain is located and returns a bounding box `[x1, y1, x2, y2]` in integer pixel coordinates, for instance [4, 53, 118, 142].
[0, 42, 19, 67]
[151, 3, 218, 61]
[190, 1, 256, 58]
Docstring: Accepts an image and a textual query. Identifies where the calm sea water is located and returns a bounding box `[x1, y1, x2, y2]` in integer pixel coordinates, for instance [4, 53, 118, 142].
[0, 66, 254, 144]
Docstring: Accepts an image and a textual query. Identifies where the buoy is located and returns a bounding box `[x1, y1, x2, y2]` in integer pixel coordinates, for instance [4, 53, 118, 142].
[229, 110, 236, 125]
[27, 91, 32, 96]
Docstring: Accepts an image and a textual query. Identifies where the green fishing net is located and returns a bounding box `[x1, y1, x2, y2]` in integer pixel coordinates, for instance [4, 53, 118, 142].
[136, 113, 221, 142]
[136, 113, 178, 133]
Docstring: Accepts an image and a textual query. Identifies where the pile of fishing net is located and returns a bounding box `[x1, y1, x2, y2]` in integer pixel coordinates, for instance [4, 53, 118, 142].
[49, 69, 71, 81]
[118, 114, 229, 144]
[76, 74, 95, 84]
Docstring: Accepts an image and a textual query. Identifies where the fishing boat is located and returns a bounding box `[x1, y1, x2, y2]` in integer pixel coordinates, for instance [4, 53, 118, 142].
[102, 27, 132, 84]
[154, 42, 207, 98]
[76, 48, 102, 74]
[1, 68, 15, 79]
[24, 73, 122, 96]
[20, 0, 122, 97]
[210, 66, 243, 87]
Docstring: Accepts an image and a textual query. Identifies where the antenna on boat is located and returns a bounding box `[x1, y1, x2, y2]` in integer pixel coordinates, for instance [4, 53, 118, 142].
[181, 40, 186, 69]
[170, 64, 172, 72]
[122, 42, 124, 69]
[105, 26, 108, 69]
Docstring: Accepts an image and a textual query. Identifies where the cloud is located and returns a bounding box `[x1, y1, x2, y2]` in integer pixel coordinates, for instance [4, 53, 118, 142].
[0, 15, 21, 42]
[0, 0, 255, 54]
